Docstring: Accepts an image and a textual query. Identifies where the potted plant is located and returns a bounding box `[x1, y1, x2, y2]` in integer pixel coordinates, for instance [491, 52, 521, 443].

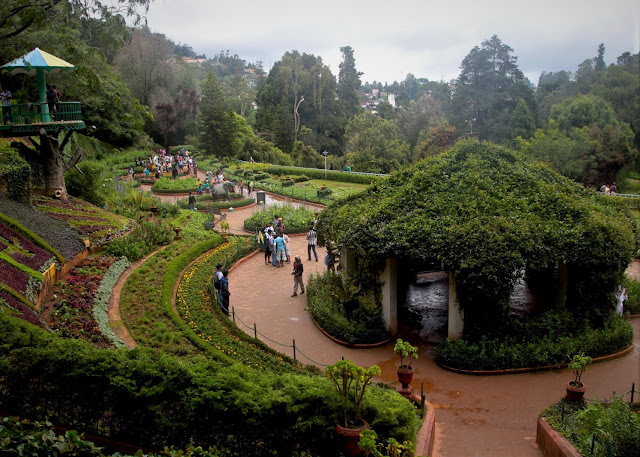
[219, 221, 230, 239]
[566, 353, 592, 401]
[394, 339, 418, 395]
[325, 359, 381, 457]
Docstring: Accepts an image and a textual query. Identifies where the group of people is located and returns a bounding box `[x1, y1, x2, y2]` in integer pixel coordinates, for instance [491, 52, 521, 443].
[134, 149, 198, 180]
[599, 182, 617, 194]
[0, 84, 61, 124]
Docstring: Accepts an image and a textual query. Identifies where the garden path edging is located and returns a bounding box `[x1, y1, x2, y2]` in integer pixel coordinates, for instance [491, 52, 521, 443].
[536, 417, 581, 457]
[437, 343, 634, 376]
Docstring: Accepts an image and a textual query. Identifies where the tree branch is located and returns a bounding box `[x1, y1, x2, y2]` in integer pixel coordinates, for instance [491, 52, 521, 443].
[63, 148, 83, 173]
[59, 130, 74, 152]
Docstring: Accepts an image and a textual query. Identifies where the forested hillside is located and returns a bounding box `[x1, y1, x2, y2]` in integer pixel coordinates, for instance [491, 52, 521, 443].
[1, 1, 638, 188]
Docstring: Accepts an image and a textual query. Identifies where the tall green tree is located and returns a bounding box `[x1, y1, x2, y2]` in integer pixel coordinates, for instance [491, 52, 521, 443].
[344, 112, 410, 173]
[256, 50, 341, 153]
[114, 27, 175, 107]
[395, 94, 444, 148]
[337, 45, 362, 116]
[451, 35, 534, 143]
[509, 98, 536, 140]
[197, 72, 235, 156]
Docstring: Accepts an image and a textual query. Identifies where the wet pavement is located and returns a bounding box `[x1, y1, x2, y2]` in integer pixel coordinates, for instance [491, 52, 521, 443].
[142, 176, 640, 457]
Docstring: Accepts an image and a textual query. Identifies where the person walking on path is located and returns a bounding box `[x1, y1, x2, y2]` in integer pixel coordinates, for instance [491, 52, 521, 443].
[270, 232, 278, 267]
[188, 192, 196, 211]
[291, 255, 305, 296]
[274, 233, 285, 267]
[213, 263, 224, 311]
[283, 234, 291, 263]
[220, 270, 230, 315]
[306, 226, 318, 261]
[263, 227, 272, 265]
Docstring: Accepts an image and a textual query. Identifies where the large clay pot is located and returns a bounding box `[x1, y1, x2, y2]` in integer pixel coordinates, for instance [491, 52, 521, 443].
[397, 366, 414, 397]
[335, 420, 369, 457]
[566, 381, 586, 401]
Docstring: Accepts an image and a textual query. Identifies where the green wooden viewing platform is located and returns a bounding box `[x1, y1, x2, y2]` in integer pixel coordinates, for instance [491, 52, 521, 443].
[0, 101, 85, 136]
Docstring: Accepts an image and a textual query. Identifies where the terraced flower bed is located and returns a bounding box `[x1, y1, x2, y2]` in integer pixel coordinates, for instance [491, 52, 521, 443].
[0, 197, 87, 261]
[40, 255, 120, 348]
[33, 196, 131, 244]
[175, 237, 307, 374]
[0, 289, 43, 327]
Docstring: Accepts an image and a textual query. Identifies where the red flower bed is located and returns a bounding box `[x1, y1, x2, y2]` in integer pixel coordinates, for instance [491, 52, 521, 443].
[0, 221, 54, 271]
[0, 259, 30, 295]
[0, 290, 43, 328]
[40, 255, 117, 348]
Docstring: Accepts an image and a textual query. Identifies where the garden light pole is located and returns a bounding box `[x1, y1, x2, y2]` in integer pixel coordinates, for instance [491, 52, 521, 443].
[322, 150, 328, 179]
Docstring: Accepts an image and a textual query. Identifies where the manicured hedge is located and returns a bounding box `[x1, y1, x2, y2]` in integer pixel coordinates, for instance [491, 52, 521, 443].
[176, 196, 254, 210]
[243, 204, 314, 234]
[0, 313, 418, 457]
[435, 314, 633, 370]
[244, 164, 385, 185]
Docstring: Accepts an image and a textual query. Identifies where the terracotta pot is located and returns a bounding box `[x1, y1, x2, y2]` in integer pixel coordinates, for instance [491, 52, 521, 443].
[335, 419, 369, 457]
[397, 366, 414, 389]
[566, 381, 586, 401]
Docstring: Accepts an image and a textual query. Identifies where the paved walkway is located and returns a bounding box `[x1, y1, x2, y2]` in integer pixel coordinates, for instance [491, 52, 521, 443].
[133, 177, 640, 457]
[223, 206, 639, 457]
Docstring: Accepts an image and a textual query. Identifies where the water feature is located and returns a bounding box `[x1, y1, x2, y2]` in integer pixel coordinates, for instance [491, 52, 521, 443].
[399, 272, 542, 345]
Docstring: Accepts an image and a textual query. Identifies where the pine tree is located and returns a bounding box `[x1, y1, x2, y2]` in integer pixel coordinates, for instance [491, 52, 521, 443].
[197, 72, 235, 156]
[338, 46, 362, 116]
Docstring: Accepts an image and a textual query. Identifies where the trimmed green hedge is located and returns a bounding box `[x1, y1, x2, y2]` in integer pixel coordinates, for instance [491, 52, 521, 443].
[435, 314, 633, 370]
[243, 204, 314, 234]
[177, 196, 254, 210]
[245, 164, 384, 185]
[306, 271, 390, 344]
[0, 313, 418, 457]
[152, 177, 198, 193]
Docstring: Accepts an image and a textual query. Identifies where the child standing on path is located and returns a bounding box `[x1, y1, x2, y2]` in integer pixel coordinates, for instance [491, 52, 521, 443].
[291, 255, 305, 297]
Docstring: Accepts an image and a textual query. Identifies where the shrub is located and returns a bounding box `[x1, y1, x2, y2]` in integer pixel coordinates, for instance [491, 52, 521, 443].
[306, 271, 390, 344]
[105, 218, 173, 261]
[282, 179, 295, 187]
[543, 397, 640, 457]
[152, 177, 198, 193]
[65, 160, 109, 206]
[317, 187, 333, 198]
[243, 204, 314, 234]
[0, 313, 418, 457]
[435, 313, 633, 370]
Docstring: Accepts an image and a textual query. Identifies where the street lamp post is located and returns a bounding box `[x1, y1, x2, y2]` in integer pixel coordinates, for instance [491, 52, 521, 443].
[322, 150, 329, 179]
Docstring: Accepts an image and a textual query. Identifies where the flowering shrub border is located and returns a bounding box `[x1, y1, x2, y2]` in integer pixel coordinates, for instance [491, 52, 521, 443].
[93, 257, 131, 348]
[175, 238, 306, 374]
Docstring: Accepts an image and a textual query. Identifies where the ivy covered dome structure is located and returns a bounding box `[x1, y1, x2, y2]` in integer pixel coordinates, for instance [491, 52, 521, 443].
[317, 140, 636, 338]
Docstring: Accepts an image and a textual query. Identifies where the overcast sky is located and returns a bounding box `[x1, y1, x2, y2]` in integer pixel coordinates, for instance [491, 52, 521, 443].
[142, 0, 640, 85]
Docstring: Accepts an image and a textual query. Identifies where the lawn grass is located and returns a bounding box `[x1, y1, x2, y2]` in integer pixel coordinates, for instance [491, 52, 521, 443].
[620, 178, 640, 194]
[119, 243, 202, 357]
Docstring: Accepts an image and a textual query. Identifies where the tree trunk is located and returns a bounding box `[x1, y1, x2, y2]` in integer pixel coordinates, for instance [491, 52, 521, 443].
[41, 130, 68, 200]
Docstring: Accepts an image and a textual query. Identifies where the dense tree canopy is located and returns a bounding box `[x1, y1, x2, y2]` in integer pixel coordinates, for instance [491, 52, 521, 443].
[318, 140, 635, 334]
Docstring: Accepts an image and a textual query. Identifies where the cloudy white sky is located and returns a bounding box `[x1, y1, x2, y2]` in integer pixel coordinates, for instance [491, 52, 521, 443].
[142, 0, 639, 85]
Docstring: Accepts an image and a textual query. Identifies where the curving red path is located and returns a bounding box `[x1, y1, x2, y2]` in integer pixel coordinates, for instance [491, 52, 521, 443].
[136, 173, 640, 457]
[224, 204, 640, 457]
